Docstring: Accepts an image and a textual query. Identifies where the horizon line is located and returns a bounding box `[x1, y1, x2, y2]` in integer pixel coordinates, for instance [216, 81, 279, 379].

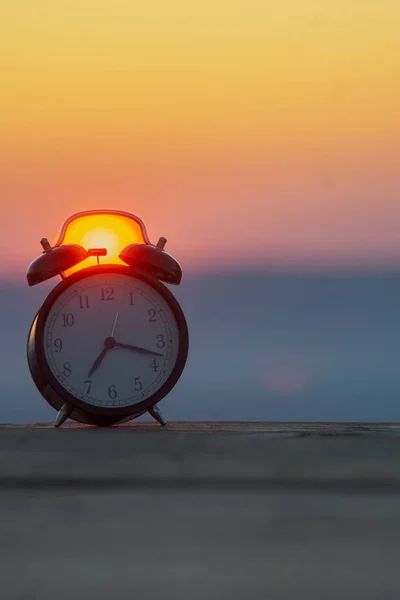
[2, 263, 400, 287]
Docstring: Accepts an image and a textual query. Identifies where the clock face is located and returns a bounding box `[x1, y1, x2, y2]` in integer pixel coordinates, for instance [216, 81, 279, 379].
[41, 270, 183, 410]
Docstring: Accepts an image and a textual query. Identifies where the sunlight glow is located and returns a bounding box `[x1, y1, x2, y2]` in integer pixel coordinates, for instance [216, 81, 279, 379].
[54, 213, 147, 274]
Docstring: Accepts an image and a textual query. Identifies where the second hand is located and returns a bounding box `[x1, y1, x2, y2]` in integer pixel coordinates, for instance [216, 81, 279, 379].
[110, 312, 119, 338]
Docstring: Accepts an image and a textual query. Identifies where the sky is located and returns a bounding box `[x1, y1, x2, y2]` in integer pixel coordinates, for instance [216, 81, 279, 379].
[1, 0, 400, 280]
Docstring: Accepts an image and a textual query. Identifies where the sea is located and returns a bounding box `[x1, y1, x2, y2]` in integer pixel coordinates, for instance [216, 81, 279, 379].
[1, 270, 400, 424]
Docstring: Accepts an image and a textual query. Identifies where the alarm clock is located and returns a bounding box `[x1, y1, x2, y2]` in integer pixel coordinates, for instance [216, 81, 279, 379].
[26, 210, 189, 428]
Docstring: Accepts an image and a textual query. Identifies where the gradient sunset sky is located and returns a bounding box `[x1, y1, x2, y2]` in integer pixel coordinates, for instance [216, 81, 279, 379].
[1, 0, 399, 280]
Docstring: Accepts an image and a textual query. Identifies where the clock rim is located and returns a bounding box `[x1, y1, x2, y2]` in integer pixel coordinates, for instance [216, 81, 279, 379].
[29, 264, 189, 417]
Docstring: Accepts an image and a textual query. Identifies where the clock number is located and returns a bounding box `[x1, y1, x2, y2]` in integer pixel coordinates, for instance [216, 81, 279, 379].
[134, 377, 143, 391]
[156, 334, 165, 348]
[150, 359, 160, 372]
[148, 308, 157, 322]
[79, 295, 90, 309]
[84, 380, 92, 394]
[108, 384, 117, 399]
[101, 287, 114, 301]
[54, 338, 63, 353]
[129, 292, 135, 306]
[63, 362, 72, 377]
[62, 313, 75, 327]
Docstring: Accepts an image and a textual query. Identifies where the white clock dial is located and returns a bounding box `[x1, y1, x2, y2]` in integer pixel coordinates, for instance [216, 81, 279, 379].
[43, 272, 181, 408]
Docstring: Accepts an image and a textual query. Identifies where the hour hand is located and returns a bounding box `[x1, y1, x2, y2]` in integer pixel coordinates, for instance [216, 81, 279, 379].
[114, 342, 163, 357]
[87, 347, 108, 378]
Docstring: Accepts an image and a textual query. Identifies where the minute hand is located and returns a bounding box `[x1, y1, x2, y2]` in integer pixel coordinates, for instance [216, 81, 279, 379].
[114, 342, 164, 357]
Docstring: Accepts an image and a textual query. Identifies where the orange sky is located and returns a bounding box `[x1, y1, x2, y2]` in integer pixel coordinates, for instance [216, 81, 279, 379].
[1, 1, 400, 280]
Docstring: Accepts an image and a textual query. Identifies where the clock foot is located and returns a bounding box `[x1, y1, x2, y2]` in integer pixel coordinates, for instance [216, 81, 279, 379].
[54, 403, 72, 428]
[148, 405, 166, 427]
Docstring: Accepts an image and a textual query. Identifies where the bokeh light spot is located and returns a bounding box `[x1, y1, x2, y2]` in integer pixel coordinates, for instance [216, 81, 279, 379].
[260, 357, 314, 396]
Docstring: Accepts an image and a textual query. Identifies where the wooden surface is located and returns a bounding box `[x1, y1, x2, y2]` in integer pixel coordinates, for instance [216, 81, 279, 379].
[1, 422, 400, 599]
[3, 420, 400, 432]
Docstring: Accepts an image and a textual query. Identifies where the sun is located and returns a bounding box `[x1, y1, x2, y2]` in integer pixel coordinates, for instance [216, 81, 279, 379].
[82, 227, 121, 260]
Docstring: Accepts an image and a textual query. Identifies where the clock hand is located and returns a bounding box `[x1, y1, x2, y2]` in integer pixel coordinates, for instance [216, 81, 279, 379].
[87, 347, 109, 378]
[110, 312, 119, 337]
[87, 314, 120, 378]
[114, 342, 164, 357]
[87, 330, 162, 377]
